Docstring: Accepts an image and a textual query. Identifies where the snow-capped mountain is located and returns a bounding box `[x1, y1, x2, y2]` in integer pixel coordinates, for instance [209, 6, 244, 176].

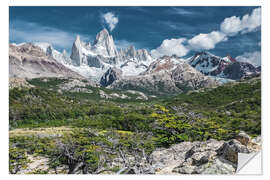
[188, 51, 260, 80]
[41, 28, 156, 82]
[12, 28, 260, 95]
[222, 61, 260, 80]
[188, 51, 234, 76]
[70, 29, 119, 67]
[110, 55, 218, 95]
[32, 42, 72, 65]
[46, 46, 72, 65]
[141, 55, 184, 75]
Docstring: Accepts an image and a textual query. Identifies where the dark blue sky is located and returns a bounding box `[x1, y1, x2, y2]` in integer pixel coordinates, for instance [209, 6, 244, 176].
[9, 6, 261, 58]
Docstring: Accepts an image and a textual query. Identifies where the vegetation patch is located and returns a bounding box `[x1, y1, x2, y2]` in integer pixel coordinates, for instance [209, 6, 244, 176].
[9, 77, 261, 173]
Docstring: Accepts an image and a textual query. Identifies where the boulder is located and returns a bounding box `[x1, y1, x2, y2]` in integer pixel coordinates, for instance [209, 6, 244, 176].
[235, 131, 251, 146]
[217, 139, 250, 163]
[200, 158, 235, 174]
[150, 139, 225, 174]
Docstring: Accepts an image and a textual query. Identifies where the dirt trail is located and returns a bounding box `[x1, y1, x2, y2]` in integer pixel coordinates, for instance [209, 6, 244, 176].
[9, 126, 73, 137]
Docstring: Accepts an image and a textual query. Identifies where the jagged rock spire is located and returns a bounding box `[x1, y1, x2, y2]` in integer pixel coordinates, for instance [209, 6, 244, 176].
[126, 45, 137, 58]
[69, 29, 154, 68]
[70, 35, 83, 66]
[94, 28, 109, 43]
[93, 28, 118, 57]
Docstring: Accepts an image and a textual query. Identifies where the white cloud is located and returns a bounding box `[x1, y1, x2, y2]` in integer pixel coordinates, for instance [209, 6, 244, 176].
[102, 12, 119, 31]
[188, 31, 227, 50]
[151, 32, 227, 58]
[115, 39, 140, 49]
[220, 8, 261, 36]
[151, 38, 189, 58]
[170, 8, 195, 15]
[151, 8, 261, 57]
[11, 29, 75, 50]
[236, 51, 261, 67]
[9, 20, 91, 51]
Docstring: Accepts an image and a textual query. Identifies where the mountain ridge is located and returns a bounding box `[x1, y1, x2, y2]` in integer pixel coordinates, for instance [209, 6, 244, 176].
[10, 28, 260, 95]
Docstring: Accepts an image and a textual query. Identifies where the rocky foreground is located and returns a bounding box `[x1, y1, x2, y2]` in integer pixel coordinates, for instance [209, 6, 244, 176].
[15, 131, 260, 174]
[149, 132, 261, 174]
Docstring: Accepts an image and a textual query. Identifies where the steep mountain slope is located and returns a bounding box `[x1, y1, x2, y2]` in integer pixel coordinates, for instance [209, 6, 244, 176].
[11, 29, 260, 94]
[46, 46, 72, 65]
[31, 29, 155, 82]
[222, 61, 260, 80]
[100, 67, 123, 87]
[188, 52, 233, 76]
[9, 44, 83, 79]
[110, 56, 217, 95]
[188, 51, 260, 80]
[66, 28, 155, 81]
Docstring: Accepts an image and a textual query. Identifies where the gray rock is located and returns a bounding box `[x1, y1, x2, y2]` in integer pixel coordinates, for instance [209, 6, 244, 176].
[173, 165, 196, 174]
[191, 152, 209, 166]
[59, 78, 96, 92]
[235, 131, 251, 146]
[100, 67, 123, 87]
[98, 90, 129, 99]
[110, 56, 217, 95]
[70, 35, 84, 66]
[93, 28, 118, 57]
[223, 62, 259, 80]
[217, 139, 250, 163]
[149, 138, 253, 174]
[127, 90, 148, 100]
[200, 158, 236, 174]
[251, 136, 261, 146]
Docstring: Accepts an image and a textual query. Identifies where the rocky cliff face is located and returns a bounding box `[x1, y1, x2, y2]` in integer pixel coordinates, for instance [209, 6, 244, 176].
[188, 51, 260, 80]
[12, 29, 260, 94]
[100, 67, 123, 87]
[46, 45, 72, 65]
[189, 52, 235, 76]
[9, 43, 83, 79]
[110, 72, 181, 95]
[66, 28, 155, 82]
[70, 35, 84, 66]
[93, 28, 118, 57]
[222, 61, 260, 80]
[110, 56, 217, 95]
[69, 28, 154, 68]
[118, 46, 152, 62]
[172, 63, 217, 91]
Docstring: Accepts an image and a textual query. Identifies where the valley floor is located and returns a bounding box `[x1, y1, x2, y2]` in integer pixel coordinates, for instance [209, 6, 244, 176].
[9, 76, 261, 174]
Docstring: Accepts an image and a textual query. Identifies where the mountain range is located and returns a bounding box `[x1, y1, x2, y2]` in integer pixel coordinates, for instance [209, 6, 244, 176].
[9, 28, 261, 95]
[9, 29, 262, 175]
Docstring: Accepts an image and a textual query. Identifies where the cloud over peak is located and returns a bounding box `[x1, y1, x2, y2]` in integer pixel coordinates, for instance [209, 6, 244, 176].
[220, 7, 261, 36]
[102, 12, 119, 31]
[151, 38, 189, 58]
[236, 51, 261, 67]
[188, 31, 227, 50]
[151, 7, 261, 58]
